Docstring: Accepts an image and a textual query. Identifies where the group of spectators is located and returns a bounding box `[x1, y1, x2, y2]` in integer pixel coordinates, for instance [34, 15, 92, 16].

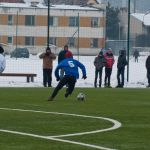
[94, 48, 127, 88]
[0, 45, 150, 89]
[94, 48, 150, 88]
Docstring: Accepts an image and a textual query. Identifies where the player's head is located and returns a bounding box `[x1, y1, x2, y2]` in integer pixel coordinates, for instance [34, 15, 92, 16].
[120, 50, 126, 56]
[64, 45, 68, 51]
[107, 48, 112, 53]
[106, 48, 113, 56]
[65, 51, 73, 58]
[0, 46, 4, 54]
[99, 51, 103, 56]
[46, 47, 51, 53]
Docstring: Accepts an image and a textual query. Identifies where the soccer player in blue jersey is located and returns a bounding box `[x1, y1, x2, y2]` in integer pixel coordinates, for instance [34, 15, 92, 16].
[48, 51, 87, 101]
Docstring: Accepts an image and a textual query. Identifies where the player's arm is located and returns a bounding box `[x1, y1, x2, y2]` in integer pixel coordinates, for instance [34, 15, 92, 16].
[55, 61, 64, 81]
[39, 53, 45, 59]
[76, 60, 87, 79]
[50, 53, 56, 60]
[94, 57, 97, 67]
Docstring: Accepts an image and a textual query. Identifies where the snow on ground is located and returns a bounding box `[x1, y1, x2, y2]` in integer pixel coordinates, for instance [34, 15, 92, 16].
[0, 55, 149, 88]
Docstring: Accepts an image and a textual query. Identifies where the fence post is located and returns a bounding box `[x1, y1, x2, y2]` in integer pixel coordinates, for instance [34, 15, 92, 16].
[127, 0, 131, 82]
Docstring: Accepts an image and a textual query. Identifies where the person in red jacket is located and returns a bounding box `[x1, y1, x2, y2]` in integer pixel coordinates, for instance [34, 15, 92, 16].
[104, 48, 115, 87]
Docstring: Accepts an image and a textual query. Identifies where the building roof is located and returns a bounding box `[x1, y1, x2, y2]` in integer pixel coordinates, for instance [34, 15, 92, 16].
[132, 13, 150, 26]
[0, 2, 100, 11]
[0, 0, 24, 2]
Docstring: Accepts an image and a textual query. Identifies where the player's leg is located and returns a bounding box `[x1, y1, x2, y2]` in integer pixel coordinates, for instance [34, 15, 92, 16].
[104, 68, 108, 87]
[65, 76, 76, 98]
[108, 68, 112, 87]
[48, 76, 68, 101]
[94, 69, 98, 88]
[117, 69, 121, 87]
[47, 69, 52, 87]
[99, 68, 103, 87]
[121, 68, 125, 87]
[43, 69, 47, 87]
[147, 70, 150, 87]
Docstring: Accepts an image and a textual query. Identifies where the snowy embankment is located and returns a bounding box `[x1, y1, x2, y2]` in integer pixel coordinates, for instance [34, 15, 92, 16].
[0, 55, 148, 88]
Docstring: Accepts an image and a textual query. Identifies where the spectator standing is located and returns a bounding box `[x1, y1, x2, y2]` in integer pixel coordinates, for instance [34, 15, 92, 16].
[133, 49, 139, 63]
[104, 48, 115, 88]
[39, 47, 56, 87]
[0, 46, 6, 73]
[58, 45, 72, 79]
[116, 50, 128, 88]
[146, 55, 150, 87]
[94, 51, 106, 88]
[48, 51, 87, 101]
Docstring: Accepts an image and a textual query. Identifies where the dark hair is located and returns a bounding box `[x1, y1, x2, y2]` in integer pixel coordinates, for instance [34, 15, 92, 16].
[64, 45, 68, 49]
[0, 46, 4, 54]
[120, 50, 126, 55]
[99, 51, 103, 55]
[46, 47, 51, 51]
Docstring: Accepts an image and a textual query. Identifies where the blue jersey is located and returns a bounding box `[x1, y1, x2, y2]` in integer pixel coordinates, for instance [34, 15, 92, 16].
[55, 58, 86, 79]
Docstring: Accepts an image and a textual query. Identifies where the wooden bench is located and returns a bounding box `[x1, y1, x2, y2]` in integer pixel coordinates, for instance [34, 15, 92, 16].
[0, 73, 37, 83]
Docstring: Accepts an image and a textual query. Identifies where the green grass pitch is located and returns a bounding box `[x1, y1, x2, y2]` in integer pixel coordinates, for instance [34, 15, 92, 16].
[0, 88, 150, 150]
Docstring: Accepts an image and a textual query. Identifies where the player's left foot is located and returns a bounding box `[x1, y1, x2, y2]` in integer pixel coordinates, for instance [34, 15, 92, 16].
[146, 85, 150, 88]
[48, 96, 53, 101]
[65, 93, 69, 98]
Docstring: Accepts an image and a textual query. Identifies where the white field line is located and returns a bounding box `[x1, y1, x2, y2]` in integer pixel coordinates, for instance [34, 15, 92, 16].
[0, 107, 122, 150]
[0, 129, 115, 150]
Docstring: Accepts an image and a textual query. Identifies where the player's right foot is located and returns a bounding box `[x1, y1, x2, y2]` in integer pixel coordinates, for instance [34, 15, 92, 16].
[48, 96, 53, 101]
[146, 85, 150, 88]
[65, 93, 69, 98]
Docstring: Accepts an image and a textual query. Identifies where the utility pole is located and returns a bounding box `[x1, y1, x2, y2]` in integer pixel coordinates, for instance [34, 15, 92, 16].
[133, 0, 136, 13]
[16, 11, 18, 50]
[77, 13, 80, 60]
[47, 0, 50, 48]
[127, 0, 131, 82]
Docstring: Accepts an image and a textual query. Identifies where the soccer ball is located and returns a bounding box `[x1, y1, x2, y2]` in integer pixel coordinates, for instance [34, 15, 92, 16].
[77, 93, 85, 101]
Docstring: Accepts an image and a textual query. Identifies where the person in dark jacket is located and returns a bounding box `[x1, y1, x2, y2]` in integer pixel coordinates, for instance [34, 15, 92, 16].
[133, 49, 139, 63]
[94, 51, 106, 88]
[116, 50, 128, 88]
[104, 48, 115, 87]
[58, 45, 69, 63]
[39, 47, 56, 87]
[48, 51, 87, 101]
[146, 55, 150, 87]
[58, 45, 72, 79]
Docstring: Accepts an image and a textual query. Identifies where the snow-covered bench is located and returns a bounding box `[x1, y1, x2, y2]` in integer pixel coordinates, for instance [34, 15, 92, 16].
[0, 73, 37, 83]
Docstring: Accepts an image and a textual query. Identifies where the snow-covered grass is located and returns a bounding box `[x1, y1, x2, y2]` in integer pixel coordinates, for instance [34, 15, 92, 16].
[0, 55, 148, 88]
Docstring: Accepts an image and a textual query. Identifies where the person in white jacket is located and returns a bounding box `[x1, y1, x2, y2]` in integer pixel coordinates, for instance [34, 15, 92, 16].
[0, 46, 6, 73]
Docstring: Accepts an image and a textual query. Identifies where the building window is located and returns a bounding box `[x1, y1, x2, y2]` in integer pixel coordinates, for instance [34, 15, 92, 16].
[91, 38, 98, 48]
[25, 37, 34, 46]
[7, 36, 13, 44]
[49, 16, 58, 26]
[25, 15, 35, 26]
[49, 37, 56, 46]
[69, 17, 79, 27]
[8, 15, 13, 25]
[68, 37, 75, 47]
[91, 17, 99, 27]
